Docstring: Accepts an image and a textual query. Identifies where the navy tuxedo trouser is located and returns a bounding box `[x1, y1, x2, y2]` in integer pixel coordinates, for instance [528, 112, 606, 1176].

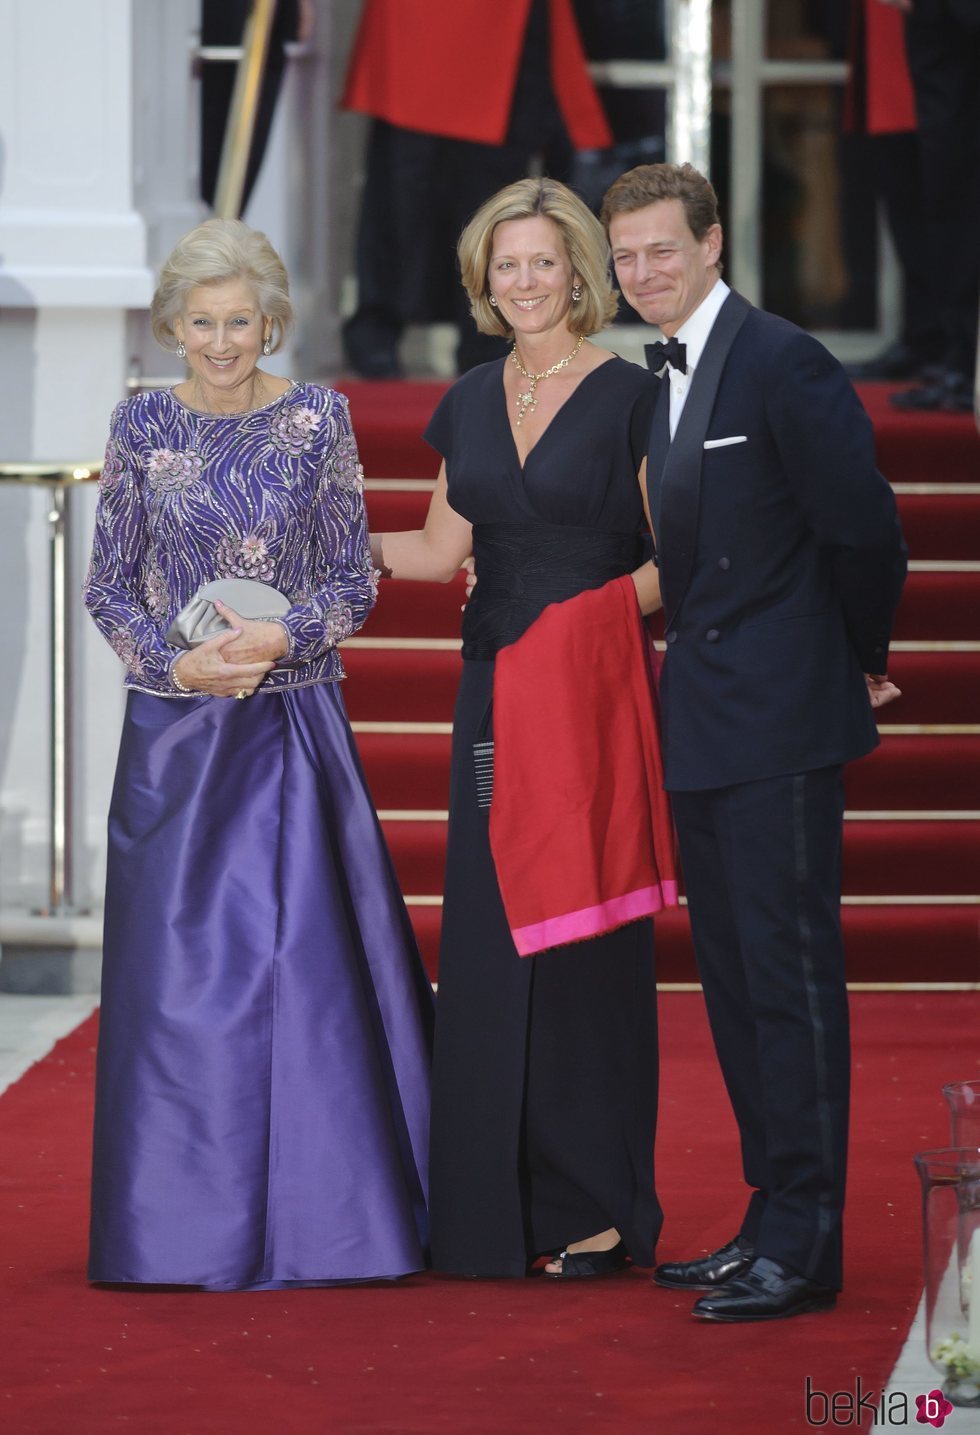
[671, 766, 849, 1291]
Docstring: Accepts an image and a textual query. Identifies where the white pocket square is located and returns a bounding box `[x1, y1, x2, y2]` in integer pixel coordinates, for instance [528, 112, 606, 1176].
[703, 435, 748, 449]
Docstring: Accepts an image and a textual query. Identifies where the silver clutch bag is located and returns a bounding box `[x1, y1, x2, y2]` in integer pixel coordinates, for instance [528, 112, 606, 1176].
[166, 578, 291, 649]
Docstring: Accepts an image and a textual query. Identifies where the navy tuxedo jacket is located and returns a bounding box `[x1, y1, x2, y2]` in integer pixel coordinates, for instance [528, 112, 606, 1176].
[646, 291, 908, 792]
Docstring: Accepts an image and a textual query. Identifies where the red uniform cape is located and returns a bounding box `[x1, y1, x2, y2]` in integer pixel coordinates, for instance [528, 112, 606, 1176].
[489, 574, 678, 958]
[341, 0, 612, 149]
[844, 0, 917, 135]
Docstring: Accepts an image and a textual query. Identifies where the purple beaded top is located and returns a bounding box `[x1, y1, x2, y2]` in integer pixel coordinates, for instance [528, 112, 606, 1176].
[83, 383, 376, 696]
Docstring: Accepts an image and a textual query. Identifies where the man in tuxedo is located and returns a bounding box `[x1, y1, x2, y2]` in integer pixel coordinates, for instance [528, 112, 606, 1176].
[601, 163, 908, 1322]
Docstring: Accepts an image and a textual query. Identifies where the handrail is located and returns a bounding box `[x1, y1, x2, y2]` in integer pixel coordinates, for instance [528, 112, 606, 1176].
[213, 0, 279, 219]
[0, 464, 100, 914]
[0, 463, 102, 484]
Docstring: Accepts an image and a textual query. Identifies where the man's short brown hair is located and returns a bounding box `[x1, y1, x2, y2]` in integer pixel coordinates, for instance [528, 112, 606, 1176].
[600, 162, 721, 245]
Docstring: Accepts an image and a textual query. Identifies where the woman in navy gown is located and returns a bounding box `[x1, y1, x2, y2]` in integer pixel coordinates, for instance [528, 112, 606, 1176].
[84, 219, 433, 1290]
[370, 178, 665, 1278]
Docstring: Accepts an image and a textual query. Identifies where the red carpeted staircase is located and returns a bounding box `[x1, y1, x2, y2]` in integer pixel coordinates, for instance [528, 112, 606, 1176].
[339, 377, 980, 987]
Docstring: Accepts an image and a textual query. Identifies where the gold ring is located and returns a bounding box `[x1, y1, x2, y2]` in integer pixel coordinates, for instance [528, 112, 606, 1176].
[235, 689, 249, 700]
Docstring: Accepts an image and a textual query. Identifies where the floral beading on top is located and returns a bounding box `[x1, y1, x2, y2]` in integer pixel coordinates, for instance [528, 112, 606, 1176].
[326, 432, 365, 493]
[143, 558, 170, 623]
[215, 531, 276, 582]
[146, 448, 205, 494]
[84, 384, 375, 697]
[269, 404, 322, 457]
[99, 438, 126, 491]
[323, 601, 355, 647]
[109, 628, 147, 678]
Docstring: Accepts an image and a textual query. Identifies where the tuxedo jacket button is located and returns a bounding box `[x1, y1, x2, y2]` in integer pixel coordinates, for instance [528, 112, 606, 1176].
[718, 556, 731, 570]
[706, 628, 720, 642]
[666, 630, 678, 644]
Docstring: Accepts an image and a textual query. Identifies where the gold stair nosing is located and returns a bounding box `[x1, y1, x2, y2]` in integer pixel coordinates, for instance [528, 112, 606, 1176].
[365, 478, 980, 497]
[352, 721, 454, 734]
[379, 808, 978, 823]
[878, 724, 980, 735]
[352, 720, 979, 736]
[402, 894, 980, 907]
[656, 982, 980, 992]
[346, 636, 980, 653]
[345, 636, 462, 651]
[378, 810, 450, 822]
[843, 811, 980, 821]
[907, 560, 980, 572]
[365, 478, 437, 491]
[892, 483, 980, 495]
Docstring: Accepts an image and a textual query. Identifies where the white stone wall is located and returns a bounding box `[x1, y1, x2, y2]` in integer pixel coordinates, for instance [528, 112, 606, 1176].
[0, 0, 347, 916]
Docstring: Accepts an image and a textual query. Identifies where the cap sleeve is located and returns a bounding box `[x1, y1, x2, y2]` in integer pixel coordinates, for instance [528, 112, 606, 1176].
[423, 385, 455, 463]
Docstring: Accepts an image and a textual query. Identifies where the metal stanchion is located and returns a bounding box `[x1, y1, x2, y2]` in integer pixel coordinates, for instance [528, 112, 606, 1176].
[0, 462, 101, 915]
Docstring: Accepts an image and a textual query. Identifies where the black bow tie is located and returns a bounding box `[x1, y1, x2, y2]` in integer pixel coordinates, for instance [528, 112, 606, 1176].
[645, 338, 687, 374]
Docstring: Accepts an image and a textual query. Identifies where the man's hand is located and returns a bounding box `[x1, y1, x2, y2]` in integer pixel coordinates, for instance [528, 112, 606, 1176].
[865, 673, 902, 709]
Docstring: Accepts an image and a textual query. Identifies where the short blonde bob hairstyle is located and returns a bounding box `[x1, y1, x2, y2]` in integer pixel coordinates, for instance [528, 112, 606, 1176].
[150, 218, 293, 354]
[458, 177, 618, 339]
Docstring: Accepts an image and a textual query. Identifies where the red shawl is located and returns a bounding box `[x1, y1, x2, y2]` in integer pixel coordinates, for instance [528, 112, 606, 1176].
[489, 574, 678, 957]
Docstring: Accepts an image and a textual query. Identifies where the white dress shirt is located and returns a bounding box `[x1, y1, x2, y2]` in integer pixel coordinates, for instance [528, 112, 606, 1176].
[654, 278, 731, 439]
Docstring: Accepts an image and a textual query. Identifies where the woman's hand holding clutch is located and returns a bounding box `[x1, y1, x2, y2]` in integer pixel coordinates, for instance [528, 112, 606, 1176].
[172, 625, 276, 699]
[212, 600, 290, 666]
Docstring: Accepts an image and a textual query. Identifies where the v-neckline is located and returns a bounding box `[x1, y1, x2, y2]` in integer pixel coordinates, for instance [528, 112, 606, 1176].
[501, 355, 617, 473]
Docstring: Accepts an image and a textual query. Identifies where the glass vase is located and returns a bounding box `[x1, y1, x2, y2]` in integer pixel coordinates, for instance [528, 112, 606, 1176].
[944, 1081, 980, 1149]
[913, 1148, 980, 1408]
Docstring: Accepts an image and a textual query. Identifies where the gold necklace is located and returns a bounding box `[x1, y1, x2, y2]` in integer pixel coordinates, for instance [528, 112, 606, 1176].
[509, 334, 585, 425]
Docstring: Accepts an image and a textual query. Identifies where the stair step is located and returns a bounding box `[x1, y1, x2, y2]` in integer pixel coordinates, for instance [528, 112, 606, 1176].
[366, 485, 980, 566]
[342, 647, 978, 727]
[345, 377, 980, 488]
[896, 491, 980, 562]
[405, 902, 980, 985]
[357, 569, 980, 641]
[856, 383, 980, 484]
[893, 572, 980, 640]
[356, 731, 980, 812]
[343, 647, 461, 721]
[382, 816, 980, 900]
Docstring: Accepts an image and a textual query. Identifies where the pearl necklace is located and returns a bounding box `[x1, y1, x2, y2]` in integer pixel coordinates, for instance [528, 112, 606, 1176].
[509, 334, 586, 425]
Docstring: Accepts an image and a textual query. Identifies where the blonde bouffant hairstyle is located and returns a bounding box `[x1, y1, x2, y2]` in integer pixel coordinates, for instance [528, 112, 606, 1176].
[150, 218, 294, 353]
[458, 177, 619, 339]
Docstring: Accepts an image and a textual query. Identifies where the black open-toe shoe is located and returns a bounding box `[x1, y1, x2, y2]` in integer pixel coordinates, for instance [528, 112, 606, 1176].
[544, 1240, 630, 1279]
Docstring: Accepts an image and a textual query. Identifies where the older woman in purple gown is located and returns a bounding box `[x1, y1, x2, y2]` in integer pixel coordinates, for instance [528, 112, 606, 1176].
[83, 218, 432, 1290]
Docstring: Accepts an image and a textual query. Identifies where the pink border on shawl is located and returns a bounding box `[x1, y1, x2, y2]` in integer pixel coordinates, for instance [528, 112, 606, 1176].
[511, 881, 680, 957]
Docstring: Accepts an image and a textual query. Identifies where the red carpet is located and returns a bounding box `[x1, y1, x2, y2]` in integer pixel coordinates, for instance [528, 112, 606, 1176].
[2, 995, 978, 1434]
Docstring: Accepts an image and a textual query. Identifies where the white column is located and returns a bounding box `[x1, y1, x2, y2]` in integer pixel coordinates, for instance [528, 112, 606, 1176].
[0, 0, 156, 925]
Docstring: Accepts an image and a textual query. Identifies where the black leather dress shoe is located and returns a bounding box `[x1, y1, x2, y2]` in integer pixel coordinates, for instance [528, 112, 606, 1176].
[691, 1256, 837, 1322]
[652, 1235, 754, 1290]
[846, 339, 939, 382]
[889, 369, 974, 413]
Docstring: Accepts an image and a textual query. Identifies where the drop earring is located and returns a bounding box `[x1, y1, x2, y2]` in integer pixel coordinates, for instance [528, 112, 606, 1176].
[263, 338, 272, 355]
[488, 295, 498, 307]
[571, 284, 582, 303]
[176, 341, 186, 358]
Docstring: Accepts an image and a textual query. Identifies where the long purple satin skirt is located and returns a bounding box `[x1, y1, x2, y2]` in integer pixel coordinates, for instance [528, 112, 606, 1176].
[89, 682, 433, 1290]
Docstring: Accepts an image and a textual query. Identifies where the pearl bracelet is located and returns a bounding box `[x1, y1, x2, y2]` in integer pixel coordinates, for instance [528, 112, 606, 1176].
[171, 665, 194, 694]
